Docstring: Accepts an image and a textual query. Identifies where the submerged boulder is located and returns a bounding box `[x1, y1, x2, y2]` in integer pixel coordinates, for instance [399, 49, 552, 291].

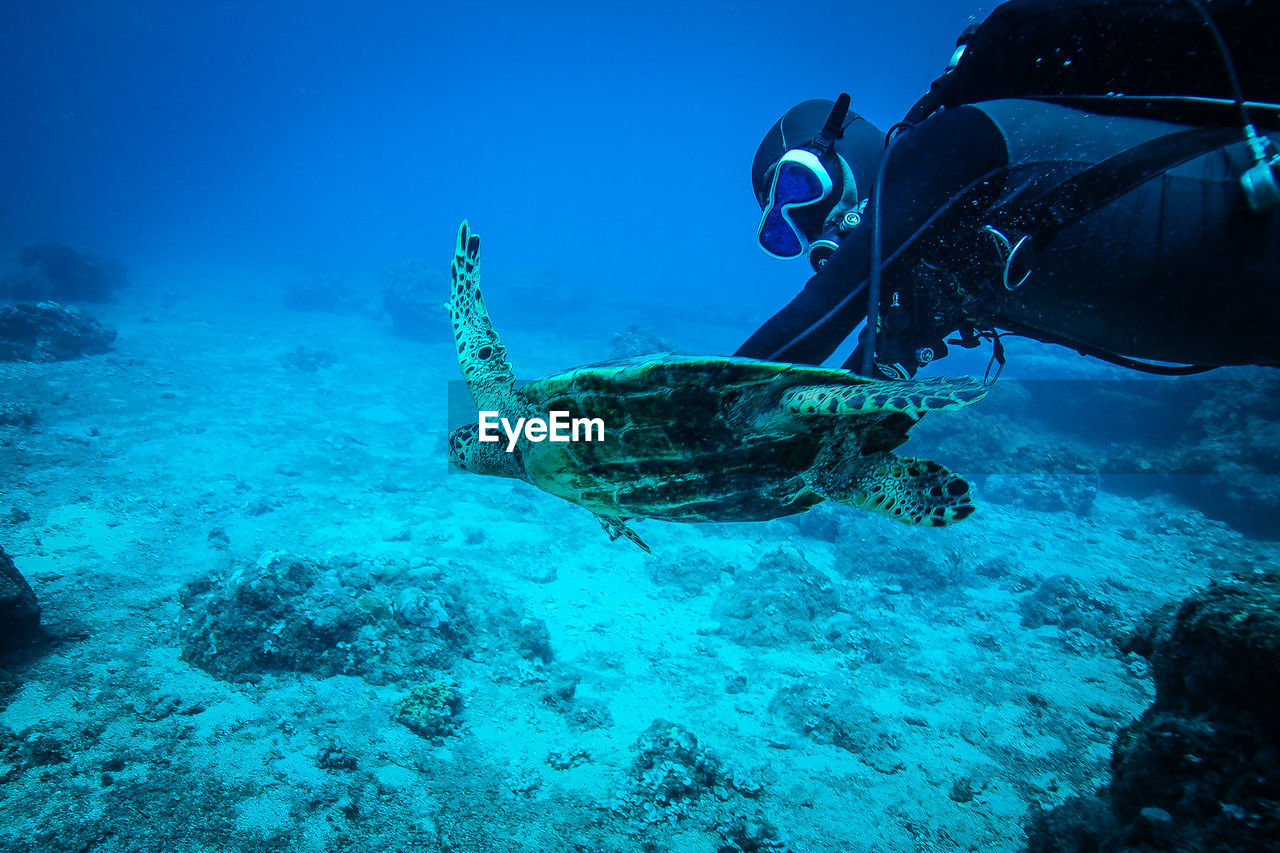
[1102, 375, 1280, 538]
[1025, 570, 1280, 852]
[0, 302, 115, 362]
[0, 547, 40, 651]
[2, 243, 128, 303]
[611, 720, 765, 826]
[610, 324, 682, 359]
[982, 444, 1100, 516]
[711, 548, 840, 647]
[178, 552, 551, 684]
[179, 553, 372, 681]
[283, 275, 362, 313]
[381, 259, 445, 341]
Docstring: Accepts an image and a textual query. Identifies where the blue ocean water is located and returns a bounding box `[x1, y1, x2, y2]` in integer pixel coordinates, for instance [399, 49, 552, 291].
[1, 2, 1277, 852]
[0, 1, 979, 328]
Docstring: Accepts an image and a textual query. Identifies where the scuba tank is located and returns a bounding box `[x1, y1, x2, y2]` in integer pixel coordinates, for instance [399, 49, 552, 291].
[910, 0, 1280, 129]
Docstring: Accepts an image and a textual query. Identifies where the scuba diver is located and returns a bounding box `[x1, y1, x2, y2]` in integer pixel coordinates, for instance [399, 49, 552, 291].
[737, 0, 1280, 379]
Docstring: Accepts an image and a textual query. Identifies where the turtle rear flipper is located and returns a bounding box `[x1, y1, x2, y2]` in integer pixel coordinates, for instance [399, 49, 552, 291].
[807, 451, 976, 527]
[783, 377, 986, 416]
[449, 220, 520, 413]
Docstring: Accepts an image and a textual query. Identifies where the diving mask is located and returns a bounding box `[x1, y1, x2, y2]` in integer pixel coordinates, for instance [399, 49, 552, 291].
[756, 93, 864, 270]
[756, 148, 836, 261]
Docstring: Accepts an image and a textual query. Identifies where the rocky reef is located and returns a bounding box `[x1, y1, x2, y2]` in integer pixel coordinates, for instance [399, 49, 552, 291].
[710, 548, 840, 647]
[910, 381, 1101, 517]
[0, 547, 42, 704]
[381, 259, 444, 341]
[1019, 574, 1121, 641]
[0, 400, 37, 428]
[0, 302, 116, 362]
[982, 444, 1100, 516]
[1, 244, 128, 303]
[610, 324, 681, 359]
[609, 719, 774, 848]
[393, 680, 463, 740]
[1025, 570, 1280, 852]
[1103, 375, 1280, 539]
[0, 547, 40, 653]
[178, 551, 551, 684]
[911, 373, 1280, 538]
[275, 345, 337, 373]
[282, 275, 363, 314]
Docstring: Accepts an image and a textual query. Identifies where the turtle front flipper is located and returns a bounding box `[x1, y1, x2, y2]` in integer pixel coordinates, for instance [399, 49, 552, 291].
[449, 220, 521, 414]
[595, 514, 652, 554]
[782, 376, 986, 416]
[806, 450, 976, 527]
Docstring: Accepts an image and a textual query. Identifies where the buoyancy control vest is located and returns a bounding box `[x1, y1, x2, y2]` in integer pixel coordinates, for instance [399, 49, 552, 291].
[864, 0, 1280, 376]
[961, 100, 1279, 369]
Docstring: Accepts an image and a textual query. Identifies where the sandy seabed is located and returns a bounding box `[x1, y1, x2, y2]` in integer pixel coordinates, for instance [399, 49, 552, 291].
[1, 288, 1271, 853]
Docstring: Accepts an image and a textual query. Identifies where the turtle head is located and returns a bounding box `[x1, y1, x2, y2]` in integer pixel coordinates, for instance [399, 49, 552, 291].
[448, 424, 525, 479]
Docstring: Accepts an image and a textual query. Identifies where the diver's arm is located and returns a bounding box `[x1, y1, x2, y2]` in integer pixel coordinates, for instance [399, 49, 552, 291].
[734, 227, 872, 365]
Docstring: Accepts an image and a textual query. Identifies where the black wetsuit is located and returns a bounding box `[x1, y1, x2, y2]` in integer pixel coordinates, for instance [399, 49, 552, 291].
[737, 98, 1280, 376]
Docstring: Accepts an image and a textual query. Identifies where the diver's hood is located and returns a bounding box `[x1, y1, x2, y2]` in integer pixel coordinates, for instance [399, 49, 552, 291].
[752, 98, 885, 210]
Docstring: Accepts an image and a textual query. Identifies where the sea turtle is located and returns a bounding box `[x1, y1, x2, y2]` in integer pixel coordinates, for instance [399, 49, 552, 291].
[446, 221, 986, 552]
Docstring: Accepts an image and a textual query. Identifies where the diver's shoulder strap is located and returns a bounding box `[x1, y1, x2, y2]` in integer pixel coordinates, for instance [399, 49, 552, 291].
[992, 124, 1242, 243]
